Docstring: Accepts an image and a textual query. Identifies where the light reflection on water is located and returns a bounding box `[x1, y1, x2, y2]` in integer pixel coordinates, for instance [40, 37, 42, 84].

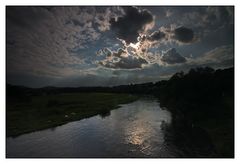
[7, 98, 181, 157]
[122, 100, 172, 156]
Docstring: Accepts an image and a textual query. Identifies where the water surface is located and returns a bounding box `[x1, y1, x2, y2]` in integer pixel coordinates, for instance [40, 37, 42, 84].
[7, 98, 183, 157]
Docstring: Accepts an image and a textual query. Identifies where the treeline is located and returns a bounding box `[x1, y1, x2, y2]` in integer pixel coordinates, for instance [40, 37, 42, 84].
[7, 66, 234, 100]
[156, 67, 234, 106]
[153, 67, 234, 157]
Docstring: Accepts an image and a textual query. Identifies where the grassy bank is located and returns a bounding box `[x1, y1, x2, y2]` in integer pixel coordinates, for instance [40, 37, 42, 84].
[7, 92, 139, 137]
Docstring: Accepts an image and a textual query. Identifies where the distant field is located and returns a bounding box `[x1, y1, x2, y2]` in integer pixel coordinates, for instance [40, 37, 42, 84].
[7, 92, 139, 137]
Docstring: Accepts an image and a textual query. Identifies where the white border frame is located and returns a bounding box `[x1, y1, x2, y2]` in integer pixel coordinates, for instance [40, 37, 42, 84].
[1, 1, 239, 164]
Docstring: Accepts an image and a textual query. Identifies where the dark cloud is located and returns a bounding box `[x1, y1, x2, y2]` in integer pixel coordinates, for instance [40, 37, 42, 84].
[173, 26, 194, 43]
[147, 30, 165, 41]
[161, 48, 187, 64]
[168, 7, 233, 38]
[113, 56, 148, 69]
[142, 26, 195, 46]
[7, 7, 49, 28]
[205, 7, 233, 26]
[110, 6, 154, 44]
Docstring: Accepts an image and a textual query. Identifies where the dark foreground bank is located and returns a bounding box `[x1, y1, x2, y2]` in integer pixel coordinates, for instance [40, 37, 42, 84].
[156, 67, 234, 157]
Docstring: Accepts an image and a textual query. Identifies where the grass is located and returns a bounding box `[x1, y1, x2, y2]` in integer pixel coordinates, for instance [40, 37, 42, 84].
[7, 92, 139, 137]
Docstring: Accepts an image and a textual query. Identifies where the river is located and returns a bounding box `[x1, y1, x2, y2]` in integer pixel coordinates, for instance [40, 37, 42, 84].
[6, 98, 184, 157]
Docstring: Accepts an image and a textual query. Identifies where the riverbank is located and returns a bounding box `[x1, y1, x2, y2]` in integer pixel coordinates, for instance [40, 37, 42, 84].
[7, 92, 139, 137]
[154, 67, 234, 157]
[158, 93, 234, 157]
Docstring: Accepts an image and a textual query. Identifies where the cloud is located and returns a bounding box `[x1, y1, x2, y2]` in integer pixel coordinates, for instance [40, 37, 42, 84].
[167, 7, 233, 37]
[165, 9, 174, 17]
[97, 26, 194, 69]
[147, 30, 166, 41]
[98, 47, 148, 69]
[96, 7, 196, 71]
[204, 7, 233, 27]
[161, 48, 187, 64]
[101, 56, 148, 69]
[94, 7, 122, 32]
[192, 45, 234, 67]
[7, 7, 113, 78]
[173, 26, 194, 43]
[110, 6, 154, 44]
[6, 7, 49, 28]
[137, 26, 195, 49]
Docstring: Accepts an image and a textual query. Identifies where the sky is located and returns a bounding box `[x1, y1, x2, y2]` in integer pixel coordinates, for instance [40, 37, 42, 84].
[6, 6, 234, 88]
